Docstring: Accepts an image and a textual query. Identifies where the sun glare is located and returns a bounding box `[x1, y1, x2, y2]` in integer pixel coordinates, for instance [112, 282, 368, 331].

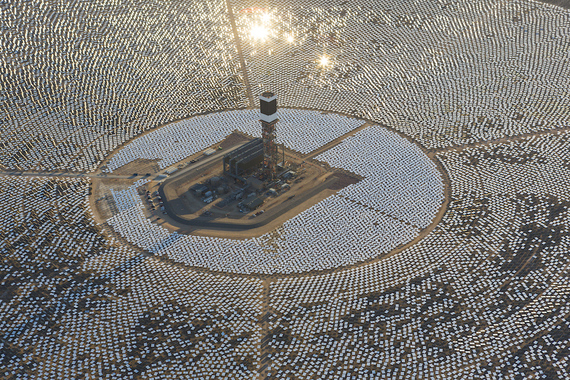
[319, 55, 330, 67]
[250, 25, 268, 41]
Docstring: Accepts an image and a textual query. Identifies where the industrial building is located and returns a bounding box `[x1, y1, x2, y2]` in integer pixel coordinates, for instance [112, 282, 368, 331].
[241, 196, 264, 211]
[222, 138, 264, 181]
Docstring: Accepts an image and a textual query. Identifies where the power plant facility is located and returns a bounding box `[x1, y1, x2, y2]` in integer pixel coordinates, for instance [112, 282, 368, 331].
[152, 88, 359, 226]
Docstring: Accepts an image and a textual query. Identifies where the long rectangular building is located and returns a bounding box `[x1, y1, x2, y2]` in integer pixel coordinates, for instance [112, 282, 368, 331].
[223, 138, 264, 181]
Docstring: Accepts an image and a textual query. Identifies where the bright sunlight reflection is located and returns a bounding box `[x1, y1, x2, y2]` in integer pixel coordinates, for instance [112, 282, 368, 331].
[250, 25, 268, 41]
[319, 55, 330, 67]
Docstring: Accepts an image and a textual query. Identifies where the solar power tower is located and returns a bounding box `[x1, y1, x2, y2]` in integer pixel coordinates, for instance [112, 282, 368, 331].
[260, 91, 279, 181]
